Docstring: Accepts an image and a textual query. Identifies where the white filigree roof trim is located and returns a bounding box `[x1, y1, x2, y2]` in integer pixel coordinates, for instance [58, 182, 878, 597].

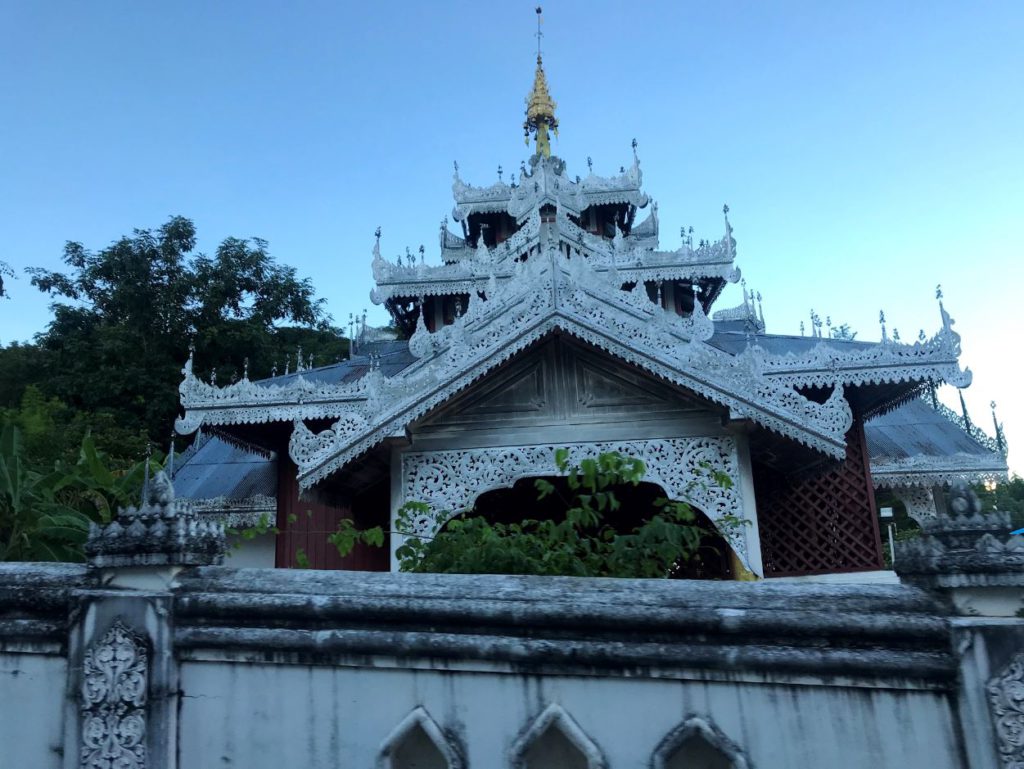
[287, 250, 854, 490]
[871, 452, 1009, 489]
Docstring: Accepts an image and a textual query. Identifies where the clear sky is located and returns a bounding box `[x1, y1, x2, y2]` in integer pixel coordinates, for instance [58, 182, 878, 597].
[1, 1, 1022, 472]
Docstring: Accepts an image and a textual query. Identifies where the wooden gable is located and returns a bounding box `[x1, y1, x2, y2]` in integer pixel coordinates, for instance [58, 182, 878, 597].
[410, 335, 729, 449]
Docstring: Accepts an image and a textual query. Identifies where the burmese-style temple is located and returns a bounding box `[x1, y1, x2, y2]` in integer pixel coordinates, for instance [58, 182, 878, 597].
[172, 46, 1007, 578]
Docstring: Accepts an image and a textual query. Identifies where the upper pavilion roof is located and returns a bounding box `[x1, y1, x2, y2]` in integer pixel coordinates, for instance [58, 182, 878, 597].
[173, 25, 979, 492]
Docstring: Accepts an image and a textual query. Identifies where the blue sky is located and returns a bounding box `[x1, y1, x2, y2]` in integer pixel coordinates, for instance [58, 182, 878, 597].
[1, 1, 1021, 471]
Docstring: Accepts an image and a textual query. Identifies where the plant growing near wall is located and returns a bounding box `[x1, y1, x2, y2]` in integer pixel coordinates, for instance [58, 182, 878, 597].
[0, 424, 155, 561]
[331, 449, 744, 578]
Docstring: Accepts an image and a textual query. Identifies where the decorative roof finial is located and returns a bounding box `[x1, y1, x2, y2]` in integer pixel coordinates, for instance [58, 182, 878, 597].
[167, 431, 176, 479]
[959, 388, 972, 433]
[586, 156, 592, 173]
[992, 401, 1007, 457]
[243, 357, 249, 380]
[879, 310, 888, 342]
[524, 7, 558, 158]
[142, 442, 152, 505]
[497, 164, 503, 182]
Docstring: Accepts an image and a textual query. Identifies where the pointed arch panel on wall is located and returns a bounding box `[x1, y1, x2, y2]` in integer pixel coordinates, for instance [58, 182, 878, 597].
[651, 715, 750, 769]
[377, 706, 463, 769]
[510, 703, 606, 769]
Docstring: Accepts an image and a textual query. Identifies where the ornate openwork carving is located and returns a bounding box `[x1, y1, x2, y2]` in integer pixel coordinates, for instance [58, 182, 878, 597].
[987, 653, 1024, 769]
[871, 452, 1008, 489]
[889, 485, 939, 524]
[400, 437, 748, 564]
[80, 620, 148, 769]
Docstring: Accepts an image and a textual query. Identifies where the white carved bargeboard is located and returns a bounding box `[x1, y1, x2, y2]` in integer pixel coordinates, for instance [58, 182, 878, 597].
[399, 436, 747, 564]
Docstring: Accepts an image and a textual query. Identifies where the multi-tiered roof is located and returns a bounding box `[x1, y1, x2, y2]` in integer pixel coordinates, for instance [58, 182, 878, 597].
[174, 25, 1000, 499]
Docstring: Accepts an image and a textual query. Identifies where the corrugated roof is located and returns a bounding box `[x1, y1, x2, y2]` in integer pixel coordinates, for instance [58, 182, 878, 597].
[252, 340, 416, 388]
[172, 435, 277, 500]
[864, 398, 993, 460]
[709, 326, 875, 356]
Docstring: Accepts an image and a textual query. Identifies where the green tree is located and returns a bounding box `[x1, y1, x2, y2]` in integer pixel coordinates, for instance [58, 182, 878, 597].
[0, 260, 13, 300]
[14, 216, 345, 463]
[0, 424, 153, 562]
[330, 450, 744, 579]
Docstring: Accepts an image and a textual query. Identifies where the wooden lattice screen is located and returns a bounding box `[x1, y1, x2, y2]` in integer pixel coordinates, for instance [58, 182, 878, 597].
[754, 419, 884, 577]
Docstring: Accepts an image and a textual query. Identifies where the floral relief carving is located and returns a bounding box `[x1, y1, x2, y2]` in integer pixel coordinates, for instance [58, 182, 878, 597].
[987, 653, 1024, 769]
[80, 620, 148, 769]
[400, 437, 749, 565]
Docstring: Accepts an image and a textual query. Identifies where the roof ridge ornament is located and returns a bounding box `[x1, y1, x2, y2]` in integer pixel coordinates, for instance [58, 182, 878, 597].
[524, 7, 558, 158]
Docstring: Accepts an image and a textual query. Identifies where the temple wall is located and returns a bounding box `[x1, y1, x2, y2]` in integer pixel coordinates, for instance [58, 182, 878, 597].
[175, 661, 961, 768]
[1, 564, 1021, 769]
[0, 652, 66, 769]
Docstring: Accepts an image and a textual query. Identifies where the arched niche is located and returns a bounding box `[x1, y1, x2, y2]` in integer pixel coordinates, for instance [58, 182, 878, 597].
[651, 716, 749, 769]
[398, 437, 750, 569]
[468, 477, 735, 579]
[510, 704, 606, 769]
[377, 706, 463, 769]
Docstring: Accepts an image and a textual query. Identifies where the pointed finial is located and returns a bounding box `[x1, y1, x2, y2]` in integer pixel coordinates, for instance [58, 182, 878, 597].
[800, 320, 805, 336]
[918, 329, 926, 342]
[375, 226, 381, 244]
[142, 442, 152, 506]
[210, 367, 217, 386]
[958, 388, 972, 432]
[188, 341, 195, 360]
[453, 160, 459, 174]
[167, 431, 176, 479]
[879, 310, 887, 341]
[723, 203, 730, 216]
[524, 10, 559, 158]
[935, 283, 943, 301]
[893, 328, 901, 343]
[284, 356, 290, 376]
[419, 244, 425, 263]
[272, 361, 278, 377]
[498, 164, 503, 182]
[992, 401, 1006, 456]
[243, 357, 249, 380]
[587, 156, 592, 172]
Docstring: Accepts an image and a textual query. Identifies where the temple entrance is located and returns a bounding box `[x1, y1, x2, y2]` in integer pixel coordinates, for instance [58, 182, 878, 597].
[463, 477, 734, 579]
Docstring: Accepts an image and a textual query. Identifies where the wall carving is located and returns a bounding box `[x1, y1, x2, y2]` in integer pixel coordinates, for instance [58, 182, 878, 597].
[988, 653, 1024, 769]
[80, 619, 148, 769]
[400, 436, 748, 564]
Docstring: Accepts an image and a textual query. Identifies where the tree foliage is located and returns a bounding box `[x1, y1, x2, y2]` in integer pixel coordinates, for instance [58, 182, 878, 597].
[329, 450, 744, 579]
[1, 216, 343, 465]
[0, 423, 153, 562]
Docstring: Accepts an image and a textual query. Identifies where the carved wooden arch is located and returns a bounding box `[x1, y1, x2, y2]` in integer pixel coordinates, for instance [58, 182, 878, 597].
[650, 715, 750, 769]
[377, 706, 464, 769]
[509, 703, 607, 769]
[398, 437, 749, 567]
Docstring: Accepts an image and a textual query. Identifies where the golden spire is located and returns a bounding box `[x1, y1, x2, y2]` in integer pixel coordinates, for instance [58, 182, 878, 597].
[524, 6, 558, 157]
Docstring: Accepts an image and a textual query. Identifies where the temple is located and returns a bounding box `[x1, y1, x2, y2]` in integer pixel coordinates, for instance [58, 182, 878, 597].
[171, 23, 1008, 578]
